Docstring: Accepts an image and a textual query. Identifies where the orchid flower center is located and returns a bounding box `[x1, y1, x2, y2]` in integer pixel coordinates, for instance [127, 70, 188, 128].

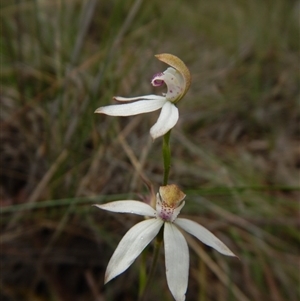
[151, 67, 184, 103]
[156, 184, 186, 222]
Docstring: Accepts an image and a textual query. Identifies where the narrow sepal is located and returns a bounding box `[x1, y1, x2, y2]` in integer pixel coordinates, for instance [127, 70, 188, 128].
[94, 200, 156, 217]
[164, 223, 189, 301]
[174, 218, 236, 257]
[95, 98, 166, 116]
[105, 218, 164, 284]
[113, 95, 166, 102]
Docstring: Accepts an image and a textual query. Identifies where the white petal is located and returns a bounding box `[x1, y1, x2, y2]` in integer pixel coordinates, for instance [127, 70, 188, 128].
[170, 201, 185, 222]
[150, 102, 179, 139]
[114, 95, 166, 102]
[95, 97, 166, 116]
[174, 218, 236, 257]
[94, 201, 156, 217]
[164, 223, 189, 301]
[105, 218, 163, 283]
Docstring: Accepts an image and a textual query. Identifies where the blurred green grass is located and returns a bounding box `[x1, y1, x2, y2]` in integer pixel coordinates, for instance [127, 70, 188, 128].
[1, 0, 299, 300]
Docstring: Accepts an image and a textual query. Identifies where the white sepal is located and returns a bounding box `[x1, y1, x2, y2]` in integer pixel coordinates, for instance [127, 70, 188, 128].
[164, 222, 189, 301]
[113, 95, 166, 102]
[94, 201, 156, 217]
[174, 218, 236, 257]
[95, 97, 166, 116]
[105, 218, 163, 284]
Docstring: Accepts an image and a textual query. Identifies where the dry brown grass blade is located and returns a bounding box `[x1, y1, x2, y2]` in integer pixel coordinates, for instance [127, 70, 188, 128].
[117, 132, 152, 191]
[85, 270, 106, 301]
[76, 145, 105, 196]
[196, 196, 286, 248]
[112, 0, 145, 49]
[185, 235, 250, 301]
[7, 150, 68, 229]
[129, 136, 153, 192]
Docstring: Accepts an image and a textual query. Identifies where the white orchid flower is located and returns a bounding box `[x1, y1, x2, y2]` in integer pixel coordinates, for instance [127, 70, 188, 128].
[95, 53, 191, 139]
[94, 184, 236, 301]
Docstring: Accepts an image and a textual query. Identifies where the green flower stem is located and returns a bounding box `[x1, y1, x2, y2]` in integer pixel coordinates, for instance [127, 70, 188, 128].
[162, 130, 171, 185]
[138, 251, 147, 297]
[139, 131, 172, 300]
[138, 228, 163, 301]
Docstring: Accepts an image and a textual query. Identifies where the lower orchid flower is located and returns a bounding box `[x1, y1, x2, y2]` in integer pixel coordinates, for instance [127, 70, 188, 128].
[95, 53, 191, 140]
[94, 184, 236, 301]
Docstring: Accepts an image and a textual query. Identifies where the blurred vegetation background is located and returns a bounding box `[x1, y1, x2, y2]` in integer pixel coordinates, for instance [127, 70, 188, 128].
[1, 0, 299, 300]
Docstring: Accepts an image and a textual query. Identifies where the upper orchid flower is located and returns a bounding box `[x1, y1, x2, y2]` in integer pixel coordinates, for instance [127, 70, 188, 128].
[95, 53, 191, 139]
[94, 184, 235, 301]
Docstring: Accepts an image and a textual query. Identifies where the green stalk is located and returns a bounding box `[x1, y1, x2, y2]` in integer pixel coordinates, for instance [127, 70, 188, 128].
[138, 251, 147, 297]
[138, 227, 163, 301]
[162, 130, 171, 185]
[139, 130, 172, 300]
